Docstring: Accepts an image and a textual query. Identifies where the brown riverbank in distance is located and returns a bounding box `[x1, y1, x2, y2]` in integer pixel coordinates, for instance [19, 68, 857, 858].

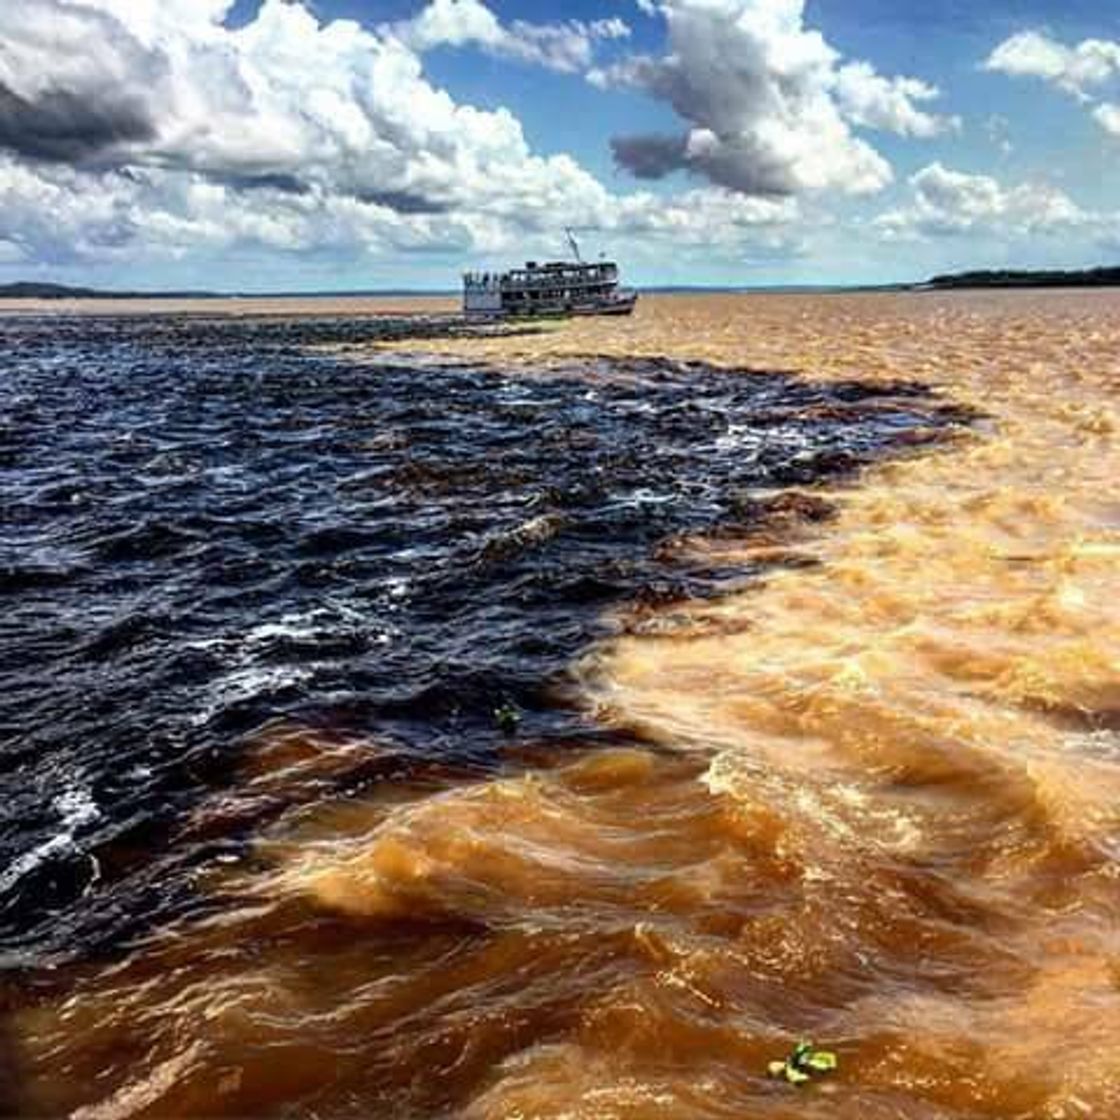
[7, 289, 1120, 1119]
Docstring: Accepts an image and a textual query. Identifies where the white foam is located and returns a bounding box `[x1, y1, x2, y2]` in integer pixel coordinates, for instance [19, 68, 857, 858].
[188, 601, 402, 725]
[191, 663, 313, 726]
[0, 785, 100, 895]
[714, 424, 764, 453]
[189, 602, 396, 658]
[383, 576, 411, 602]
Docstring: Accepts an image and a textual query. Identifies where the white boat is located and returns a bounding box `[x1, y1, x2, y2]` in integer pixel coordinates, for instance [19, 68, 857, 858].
[463, 231, 638, 320]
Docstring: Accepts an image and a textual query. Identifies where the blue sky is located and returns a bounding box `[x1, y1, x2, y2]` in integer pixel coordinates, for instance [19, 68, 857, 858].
[0, 0, 1117, 289]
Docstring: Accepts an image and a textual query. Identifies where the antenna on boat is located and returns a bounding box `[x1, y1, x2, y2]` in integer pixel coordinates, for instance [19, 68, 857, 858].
[565, 227, 582, 262]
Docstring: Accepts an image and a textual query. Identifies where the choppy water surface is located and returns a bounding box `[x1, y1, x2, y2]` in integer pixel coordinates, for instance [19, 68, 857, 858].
[1, 292, 1116, 1119]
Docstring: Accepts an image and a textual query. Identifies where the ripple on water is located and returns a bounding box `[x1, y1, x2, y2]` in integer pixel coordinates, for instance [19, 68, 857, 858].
[1, 303, 1035, 1120]
[0, 313, 965, 958]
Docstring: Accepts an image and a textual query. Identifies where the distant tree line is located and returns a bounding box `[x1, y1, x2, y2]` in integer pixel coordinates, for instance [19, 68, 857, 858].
[927, 267, 1120, 289]
[0, 281, 216, 299]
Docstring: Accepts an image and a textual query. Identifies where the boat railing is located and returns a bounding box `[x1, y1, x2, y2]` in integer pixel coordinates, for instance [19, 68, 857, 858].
[463, 272, 502, 290]
[502, 273, 617, 292]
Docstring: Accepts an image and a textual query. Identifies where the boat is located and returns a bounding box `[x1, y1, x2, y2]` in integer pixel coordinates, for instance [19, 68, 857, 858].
[463, 230, 638, 320]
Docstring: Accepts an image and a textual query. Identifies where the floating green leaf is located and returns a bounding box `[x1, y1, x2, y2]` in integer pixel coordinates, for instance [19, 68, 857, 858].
[767, 1040, 838, 1085]
[493, 702, 521, 734]
[805, 1050, 837, 1072]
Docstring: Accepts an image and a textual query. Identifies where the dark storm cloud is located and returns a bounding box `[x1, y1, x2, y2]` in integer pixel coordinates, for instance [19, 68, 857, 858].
[611, 130, 798, 196]
[0, 83, 154, 163]
[353, 189, 452, 215]
[609, 133, 688, 180]
[211, 171, 311, 194]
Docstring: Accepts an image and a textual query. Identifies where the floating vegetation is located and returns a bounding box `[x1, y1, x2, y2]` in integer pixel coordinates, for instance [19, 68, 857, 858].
[767, 1040, 839, 1085]
[493, 701, 522, 734]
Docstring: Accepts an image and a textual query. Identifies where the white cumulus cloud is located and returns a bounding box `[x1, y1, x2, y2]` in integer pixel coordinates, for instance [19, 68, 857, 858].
[0, 0, 800, 273]
[1092, 101, 1120, 137]
[592, 0, 954, 197]
[985, 30, 1120, 99]
[834, 63, 959, 139]
[874, 162, 1096, 242]
[386, 0, 630, 73]
[985, 30, 1120, 139]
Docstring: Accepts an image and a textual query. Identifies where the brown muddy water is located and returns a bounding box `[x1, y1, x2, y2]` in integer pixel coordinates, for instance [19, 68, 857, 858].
[3, 291, 1119, 1118]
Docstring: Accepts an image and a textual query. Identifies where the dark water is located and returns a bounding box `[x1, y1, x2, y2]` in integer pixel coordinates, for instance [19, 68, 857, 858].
[0, 313, 968, 965]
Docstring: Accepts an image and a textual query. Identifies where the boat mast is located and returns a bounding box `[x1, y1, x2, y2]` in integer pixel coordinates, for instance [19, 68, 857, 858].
[565, 227, 582, 263]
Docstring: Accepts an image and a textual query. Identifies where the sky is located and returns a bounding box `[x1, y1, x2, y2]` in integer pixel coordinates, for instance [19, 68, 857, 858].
[0, 0, 1118, 290]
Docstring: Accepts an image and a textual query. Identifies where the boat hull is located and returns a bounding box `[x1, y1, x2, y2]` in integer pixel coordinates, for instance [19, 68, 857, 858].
[466, 294, 638, 321]
[570, 294, 637, 316]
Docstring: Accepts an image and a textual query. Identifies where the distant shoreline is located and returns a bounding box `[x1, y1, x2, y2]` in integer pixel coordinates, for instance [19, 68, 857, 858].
[922, 266, 1120, 290]
[0, 282, 457, 300]
[1, 267, 1119, 302]
[0, 281, 877, 299]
